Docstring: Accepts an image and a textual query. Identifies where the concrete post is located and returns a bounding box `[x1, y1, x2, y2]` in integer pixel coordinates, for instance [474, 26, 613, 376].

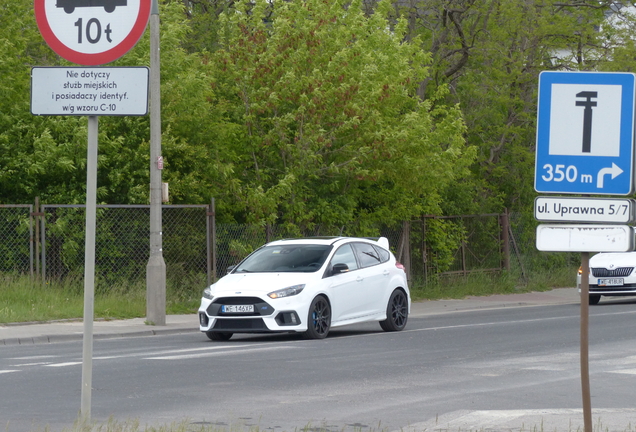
[146, 0, 166, 326]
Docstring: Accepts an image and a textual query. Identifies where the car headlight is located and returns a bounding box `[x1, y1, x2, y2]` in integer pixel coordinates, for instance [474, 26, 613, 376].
[203, 286, 214, 300]
[267, 284, 305, 299]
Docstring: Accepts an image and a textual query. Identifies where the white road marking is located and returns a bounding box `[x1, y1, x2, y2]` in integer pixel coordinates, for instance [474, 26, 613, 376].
[145, 346, 297, 360]
[45, 362, 82, 367]
[2, 343, 302, 369]
[8, 355, 59, 360]
[10, 362, 53, 367]
[607, 368, 636, 375]
[0, 370, 20, 374]
[94, 344, 257, 360]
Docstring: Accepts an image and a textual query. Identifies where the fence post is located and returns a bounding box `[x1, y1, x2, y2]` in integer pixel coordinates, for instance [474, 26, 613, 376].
[500, 210, 511, 271]
[402, 221, 411, 282]
[421, 218, 427, 282]
[266, 224, 272, 243]
[207, 198, 217, 285]
[461, 241, 467, 277]
[28, 204, 33, 280]
[34, 197, 40, 280]
[40, 202, 46, 281]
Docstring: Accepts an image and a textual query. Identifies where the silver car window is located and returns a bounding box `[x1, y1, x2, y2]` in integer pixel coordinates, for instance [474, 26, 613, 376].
[374, 245, 390, 263]
[353, 242, 382, 268]
[329, 244, 359, 271]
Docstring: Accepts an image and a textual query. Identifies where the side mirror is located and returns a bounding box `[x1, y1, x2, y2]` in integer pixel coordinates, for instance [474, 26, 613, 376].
[226, 265, 237, 274]
[332, 263, 349, 275]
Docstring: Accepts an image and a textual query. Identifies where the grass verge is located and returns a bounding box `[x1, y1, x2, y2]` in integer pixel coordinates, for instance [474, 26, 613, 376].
[409, 266, 577, 302]
[0, 273, 200, 324]
[0, 267, 577, 324]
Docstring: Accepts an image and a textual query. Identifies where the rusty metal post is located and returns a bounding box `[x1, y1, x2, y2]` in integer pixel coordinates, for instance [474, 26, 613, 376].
[501, 210, 511, 271]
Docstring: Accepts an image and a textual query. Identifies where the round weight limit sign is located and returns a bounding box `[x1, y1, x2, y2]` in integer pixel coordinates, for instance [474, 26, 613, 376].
[34, 0, 151, 65]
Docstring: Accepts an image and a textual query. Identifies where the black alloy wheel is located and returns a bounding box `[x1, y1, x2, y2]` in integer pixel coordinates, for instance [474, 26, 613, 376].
[380, 289, 408, 332]
[304, 296, 331, 339]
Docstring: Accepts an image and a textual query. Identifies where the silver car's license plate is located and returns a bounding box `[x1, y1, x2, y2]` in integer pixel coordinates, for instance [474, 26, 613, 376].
[598, 278, 624, 286]
[222, 304, 254, 313]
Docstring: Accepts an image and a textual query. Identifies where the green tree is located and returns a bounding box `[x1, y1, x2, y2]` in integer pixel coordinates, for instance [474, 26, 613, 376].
[207, 0, 474, 230]
[392, 0, 612, 215]
[0, 0, 235, 213]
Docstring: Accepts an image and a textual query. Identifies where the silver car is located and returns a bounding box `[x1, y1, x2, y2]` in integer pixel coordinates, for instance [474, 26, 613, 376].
[577, 252, 636, 305]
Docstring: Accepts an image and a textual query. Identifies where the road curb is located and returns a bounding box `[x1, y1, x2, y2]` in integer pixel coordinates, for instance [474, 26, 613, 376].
[0, 327, 198, 345]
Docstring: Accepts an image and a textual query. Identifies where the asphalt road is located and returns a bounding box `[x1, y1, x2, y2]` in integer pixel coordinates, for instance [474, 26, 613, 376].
[3, 298, 636, 432]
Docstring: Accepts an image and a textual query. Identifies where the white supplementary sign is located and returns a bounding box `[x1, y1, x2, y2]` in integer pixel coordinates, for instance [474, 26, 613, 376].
[31, 67, 149, 116]
[534, 197, 635, 223]
[34, 0, 150, 65]
[536, 224, 635, 252]
[534, 71, 636, 195]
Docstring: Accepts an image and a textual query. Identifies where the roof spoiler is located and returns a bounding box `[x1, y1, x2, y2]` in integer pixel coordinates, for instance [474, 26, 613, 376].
[370, 237, 389, 250]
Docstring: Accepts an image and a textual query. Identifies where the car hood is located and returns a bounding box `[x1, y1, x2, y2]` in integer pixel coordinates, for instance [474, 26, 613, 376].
[211, 272, 320, 295]
[590, 252, 636, 268]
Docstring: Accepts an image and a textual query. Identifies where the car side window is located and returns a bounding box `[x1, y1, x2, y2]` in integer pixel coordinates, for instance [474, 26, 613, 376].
[330, 244, 359, 272]
[374, 245, 390, 263]
[353, 242, 382, 268]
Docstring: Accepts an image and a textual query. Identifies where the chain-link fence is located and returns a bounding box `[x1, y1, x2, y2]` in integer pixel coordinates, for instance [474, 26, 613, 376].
[1, 201, 572, 291]
[508, 211, 580, 279]
[400, 215, 506, 281]
[0, 205, 34, 276]
[40, 205, 209, 292]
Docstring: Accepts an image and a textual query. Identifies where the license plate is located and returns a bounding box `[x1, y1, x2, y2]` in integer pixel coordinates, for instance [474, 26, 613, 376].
[222, 304, 254, 313]
[598, 278, 624, 286]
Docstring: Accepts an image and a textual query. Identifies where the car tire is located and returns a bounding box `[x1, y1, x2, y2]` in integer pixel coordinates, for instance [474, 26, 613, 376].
[304, 295, 331, 339]
[589, 294, 601, 305]
[206, 331, 233, 341]
[380, 289, 408, 332]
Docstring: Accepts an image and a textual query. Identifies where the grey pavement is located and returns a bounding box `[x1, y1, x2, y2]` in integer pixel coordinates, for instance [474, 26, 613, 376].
[7, 287, 636, 431]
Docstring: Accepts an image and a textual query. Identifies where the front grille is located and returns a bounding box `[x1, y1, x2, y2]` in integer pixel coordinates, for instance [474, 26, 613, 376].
[591, 267, 634, 277]
[213, 318, 268, 331]
[216, 296, 262, 305]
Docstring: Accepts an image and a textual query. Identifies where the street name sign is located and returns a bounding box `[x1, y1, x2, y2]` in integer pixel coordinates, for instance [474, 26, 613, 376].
[534, 71, 636, 195]
[534, 196, 635, 223]
[31, 67, 149, 116]
[34, 0, 151, 65]
[536, 224, 635, 252]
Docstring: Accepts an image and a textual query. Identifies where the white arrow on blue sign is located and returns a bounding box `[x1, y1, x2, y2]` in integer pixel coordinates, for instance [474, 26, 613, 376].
[534, 71, 636, 195]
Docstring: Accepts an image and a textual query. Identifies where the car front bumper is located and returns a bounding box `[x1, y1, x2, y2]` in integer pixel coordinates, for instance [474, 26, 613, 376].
[577, 275, 636, 296]
[198, 295, 308, 334]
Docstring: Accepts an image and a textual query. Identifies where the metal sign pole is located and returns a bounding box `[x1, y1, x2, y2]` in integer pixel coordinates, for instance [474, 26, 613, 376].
[580, 252, 592, 432]
[80, 115, 98, 423]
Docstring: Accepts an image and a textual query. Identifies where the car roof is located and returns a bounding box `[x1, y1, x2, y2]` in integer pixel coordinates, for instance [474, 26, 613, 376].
[266, 236, 390, 249]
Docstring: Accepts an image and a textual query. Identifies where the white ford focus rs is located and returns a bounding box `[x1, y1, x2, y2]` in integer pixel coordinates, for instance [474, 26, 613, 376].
[198, 236, 410, 341]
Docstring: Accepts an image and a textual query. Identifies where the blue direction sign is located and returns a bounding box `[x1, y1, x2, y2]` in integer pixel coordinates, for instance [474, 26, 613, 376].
[535, 71, 636, 195]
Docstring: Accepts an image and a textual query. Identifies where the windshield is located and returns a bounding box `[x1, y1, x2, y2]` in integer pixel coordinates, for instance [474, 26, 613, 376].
[235, 244, 333, 273]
